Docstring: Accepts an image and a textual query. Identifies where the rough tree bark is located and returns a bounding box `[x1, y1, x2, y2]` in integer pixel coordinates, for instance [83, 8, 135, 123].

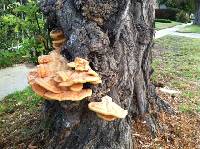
[39, 0, 172, 148]
[194, 0, 200, 24]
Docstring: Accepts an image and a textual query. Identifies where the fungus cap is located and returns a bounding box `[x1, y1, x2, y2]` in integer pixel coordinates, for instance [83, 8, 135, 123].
[58, 70, 101, 85]
[87, 69, 99, 77]
[96, 113, 117, 121]
[70, 73, 100, 84]
[28, 54, 100, 102]
[56, 71, 69, 81]
[67, 57, 90, 71]
[90, 79, 102, 84]
[59, 81, 74, 87]
[52, 38, 66, 44]
[35, 78, 62, 93]
[37, 64, 47, 78]
[38, 55, 52, 64]
[31, 83, 47, 97]
[53, 75, 62, 83]
[50, 30, 64, 39]
[69, 83, 83, 92]
[27, 70, 38, 85]
[88, 96, 128, 119]
[54, 70, 73, 83]
[44, 89, 92, 101]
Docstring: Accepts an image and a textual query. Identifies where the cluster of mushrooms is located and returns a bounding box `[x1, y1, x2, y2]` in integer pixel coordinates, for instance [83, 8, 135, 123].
[27, 30, 127, 121]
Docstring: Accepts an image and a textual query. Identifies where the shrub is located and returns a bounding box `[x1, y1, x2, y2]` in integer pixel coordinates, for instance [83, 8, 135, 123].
[0, 50, 28, 68]
[19, 37, 49, 64]
[176, 11, 190, 23]
[155, 19, 172, 23]
[155, 8, 180, 21]
[0, 1, 50, 68]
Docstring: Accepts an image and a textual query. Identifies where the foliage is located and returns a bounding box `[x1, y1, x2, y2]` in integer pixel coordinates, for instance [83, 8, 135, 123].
[157, 0, 195, 14]
[0, 0, 49, 67]
[176, 10, 190, 23]
[157, 0, 177, 7]
[155, 19, 172, 23]
[155, 8, 180, 21]
[0, 50, 28, 68]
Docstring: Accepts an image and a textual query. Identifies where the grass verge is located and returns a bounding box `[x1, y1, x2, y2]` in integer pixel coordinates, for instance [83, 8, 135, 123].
[155, 21, 182, 30]
[0, 87, 44, 148]
[134, 35, 200, 148]
[177, 24, 200, 33]
[0, 87, 42, 113]
[152, 35, 200, 112]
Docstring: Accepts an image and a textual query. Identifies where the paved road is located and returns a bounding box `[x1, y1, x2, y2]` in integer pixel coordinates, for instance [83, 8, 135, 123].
[155, 23, 200, 39]
[0, 64, 34, 100]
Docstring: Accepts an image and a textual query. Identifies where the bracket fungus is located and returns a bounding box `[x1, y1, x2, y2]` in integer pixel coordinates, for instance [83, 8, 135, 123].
[28, 30, 101, 101]
[50, 29, 66, 53]
[28, 29, 127, 122]
[28, 54, 101, 101]
[67, 57, 90, 71]
[88, 96, 128, 121]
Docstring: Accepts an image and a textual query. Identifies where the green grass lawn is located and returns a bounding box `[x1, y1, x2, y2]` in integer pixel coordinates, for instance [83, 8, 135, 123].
[155, 21, 182, 30]
[152, 35, 200, 113]
[177, 24, 200, 33]
[0, 87, 42, 114]
[0, 87, 43, 147]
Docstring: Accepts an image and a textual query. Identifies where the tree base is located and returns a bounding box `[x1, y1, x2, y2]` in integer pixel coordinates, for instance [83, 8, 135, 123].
[41, 83, 174, 148]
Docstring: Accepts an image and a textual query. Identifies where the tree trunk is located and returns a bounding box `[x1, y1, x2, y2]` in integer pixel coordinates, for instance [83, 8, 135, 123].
[39, 0, 170, 148]
[194, 0, 200, 24]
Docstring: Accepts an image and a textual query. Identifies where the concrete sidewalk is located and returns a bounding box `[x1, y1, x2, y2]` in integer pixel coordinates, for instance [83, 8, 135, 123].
[155, 23, 200, 39]
[0, 64, 34, 100]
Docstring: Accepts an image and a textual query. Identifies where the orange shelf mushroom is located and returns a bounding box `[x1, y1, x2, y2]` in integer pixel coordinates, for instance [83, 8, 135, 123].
[88, 96, 128, 121]
[44, 89, 92, 101]
[50, 29, 66, 53]
[69, 84, 83, 92]
[35, 77, 62, 94]
[28, 30, 127, 120]
[31, 83, 47, 97]
[96, 113, 116, 121]
[58, 71, 101, 86]
[67, 57, 90, 71]
[28, 47, 102, 101]
[36, 51, 69, 77]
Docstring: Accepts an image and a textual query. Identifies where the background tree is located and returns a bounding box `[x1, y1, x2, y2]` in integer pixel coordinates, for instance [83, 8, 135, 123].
[194, 0, 200, 24]
[157, 0, 200, 24]
[0, 0, 49, 67]
[157, 0, 195, 13]
[39, 0, 173, 148]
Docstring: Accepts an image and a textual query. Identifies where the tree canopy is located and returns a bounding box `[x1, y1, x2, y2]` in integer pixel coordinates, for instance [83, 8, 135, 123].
[0, 0, 49, 64]
[157, 0, 195, 14]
